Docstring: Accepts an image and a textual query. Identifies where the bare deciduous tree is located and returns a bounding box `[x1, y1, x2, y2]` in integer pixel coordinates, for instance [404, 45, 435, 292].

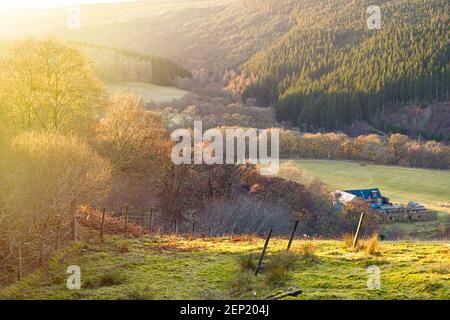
[2, 39, 104, 135]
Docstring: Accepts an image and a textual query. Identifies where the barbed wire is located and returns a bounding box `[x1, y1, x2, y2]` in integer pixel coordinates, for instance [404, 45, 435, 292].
[0, 206, 220, 288]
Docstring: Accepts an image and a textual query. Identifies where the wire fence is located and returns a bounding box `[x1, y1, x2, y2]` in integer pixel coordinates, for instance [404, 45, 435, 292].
[0, 219, 73, 287]
[0, 205, 218, 289]
[2, 202, 446, 289]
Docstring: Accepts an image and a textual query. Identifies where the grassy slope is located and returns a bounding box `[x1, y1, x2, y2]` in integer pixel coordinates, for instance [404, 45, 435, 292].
[286, 160, 450, 213]
[106, 82, 188, 103]
[1, 236, 449, 300]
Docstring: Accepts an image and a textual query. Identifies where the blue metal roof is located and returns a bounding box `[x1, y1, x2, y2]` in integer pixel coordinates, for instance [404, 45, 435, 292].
[344, 188, 382, 200]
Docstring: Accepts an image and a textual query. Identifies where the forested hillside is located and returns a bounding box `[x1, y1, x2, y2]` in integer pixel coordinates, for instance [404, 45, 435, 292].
[1, 0, 449, 132]
[53, 0, 449, 132]
[235, 0, 449, 130]
[78, 43, 192, 85]
[54, 0, 295, 78]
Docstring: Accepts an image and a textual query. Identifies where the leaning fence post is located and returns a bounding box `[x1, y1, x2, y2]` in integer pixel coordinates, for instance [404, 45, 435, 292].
[255, 228, 273, 276]
[71, 200, 77, 243]
[124, 205, 129, 237]
[149, 211, 154, 232]
[287, 220, 299, 251]
[17, 244, 22, 282]
[353, 212, 365, 248]
[100, 207, 106, 240]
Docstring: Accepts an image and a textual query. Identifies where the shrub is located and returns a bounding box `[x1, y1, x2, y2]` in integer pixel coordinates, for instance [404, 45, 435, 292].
[268, 251, 297, 270]
[96, 93, 168, 173]
[230, 271, 254, 293]
[0, 132, 111, 272]
[238, 254, 256, 271]
[264, 265, 291, 287]
[264, 252, 297, 286]
[199, 195, 293, 236]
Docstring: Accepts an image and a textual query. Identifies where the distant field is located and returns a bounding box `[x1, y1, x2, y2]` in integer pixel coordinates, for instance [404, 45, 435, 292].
[106, 82, 188, 103]
[285, 160, 450, 213]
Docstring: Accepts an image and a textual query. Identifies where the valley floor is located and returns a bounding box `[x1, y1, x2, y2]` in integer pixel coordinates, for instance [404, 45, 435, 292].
[106, 82, 188, 104]
[1, 236, 449, 300]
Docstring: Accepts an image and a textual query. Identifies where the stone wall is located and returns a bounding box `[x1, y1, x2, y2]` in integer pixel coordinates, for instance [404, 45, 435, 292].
[376, 210, 438, 223]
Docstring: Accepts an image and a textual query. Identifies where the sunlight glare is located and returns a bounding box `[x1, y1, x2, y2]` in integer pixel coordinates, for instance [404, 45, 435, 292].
[0, 0, 135, 9]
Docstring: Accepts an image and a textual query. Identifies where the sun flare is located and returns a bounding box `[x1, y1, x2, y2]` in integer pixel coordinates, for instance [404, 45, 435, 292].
[0, 0, 133, 9]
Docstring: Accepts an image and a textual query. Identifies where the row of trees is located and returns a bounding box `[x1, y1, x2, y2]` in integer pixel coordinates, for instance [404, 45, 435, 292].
[79, 42, 192, 86]
[278, 131, 450, 169]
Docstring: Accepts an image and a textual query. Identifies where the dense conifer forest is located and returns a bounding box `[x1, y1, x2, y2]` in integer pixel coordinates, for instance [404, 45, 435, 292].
[235, 0, 449, 130]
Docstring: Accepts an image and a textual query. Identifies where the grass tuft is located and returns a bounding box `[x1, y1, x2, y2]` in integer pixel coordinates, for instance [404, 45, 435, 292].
[342, 233, 354, 249]
[342, 233, 381, 255]
[298, 241, 318, 259]
[230, 271, 255, 293]
[83, 270, 127, 288]
[365, 234, 380, 256]
[237, 254, 256, 271]
[264, 252, 297, 287]
[120, 286, 154, 300]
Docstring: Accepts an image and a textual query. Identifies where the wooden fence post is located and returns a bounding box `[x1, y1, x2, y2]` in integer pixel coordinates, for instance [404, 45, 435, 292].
[255, 228, 273, 276]
[124, 205, 129, 237]
[39, 238, 45, 266]
[287, 220, 299, 251]
[174, 219, 178, 234]
[208, 226, 212, 237]
[17, 244, 22, 282]
[100, 207, 106, 240]
[71, 200, 77, 243]
[192, 222, 196, 236]
[353, 212, 365, 248]
[55, 217, 61, 250]
[149, 211, 154, 232]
